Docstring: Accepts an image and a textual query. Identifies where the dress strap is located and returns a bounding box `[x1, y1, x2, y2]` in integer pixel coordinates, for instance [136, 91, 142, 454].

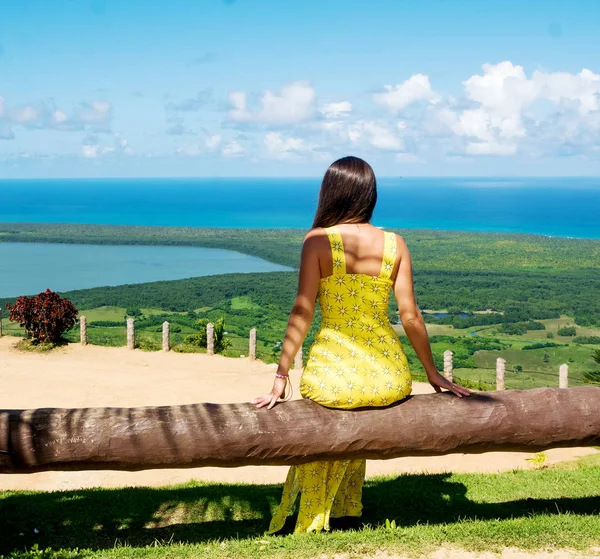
[325, 226, 346, 275]
[379, 231, 397, 280]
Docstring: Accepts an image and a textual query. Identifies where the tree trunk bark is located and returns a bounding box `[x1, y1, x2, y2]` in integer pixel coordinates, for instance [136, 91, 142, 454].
[1, 387, 599, 473]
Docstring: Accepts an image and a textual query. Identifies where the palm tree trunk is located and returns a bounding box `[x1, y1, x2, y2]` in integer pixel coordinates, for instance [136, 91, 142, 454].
[1, 386, 599, 473]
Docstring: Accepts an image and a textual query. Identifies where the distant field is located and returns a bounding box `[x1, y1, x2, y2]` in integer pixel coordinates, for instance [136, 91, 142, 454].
[81, 306, 187, 322]
[453, 367, 580, 390]
[473, 345, 595, 377]
[230, 295, 260, 311]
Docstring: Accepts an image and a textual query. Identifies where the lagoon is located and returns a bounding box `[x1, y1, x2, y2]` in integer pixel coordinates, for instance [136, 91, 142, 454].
[0, 243, 292, 298]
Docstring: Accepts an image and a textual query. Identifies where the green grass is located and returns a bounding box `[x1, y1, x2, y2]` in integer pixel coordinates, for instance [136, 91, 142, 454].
[554, 451, 600, 470]
[78, 307, 127, 322]
[0, 318, 24, 336]
[400, 317, 600, 342]
[11, 339, 66, 353]
[453, 367, 569, 390]
[470, 317, 600, 342]
[220, 333, 277, 362]
[395, 318, 600, 389]
[1, 458, 599, 559]
[473, 346, 596, 378]
[230, 296, 260, 311]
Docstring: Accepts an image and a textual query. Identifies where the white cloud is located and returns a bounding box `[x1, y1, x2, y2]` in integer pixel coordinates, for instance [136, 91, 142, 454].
[80, 132, 132, 159]
[463, 62, 536, 116]
[0, 97, 113, 136]
[431, 61, 600, 157]
[453, 109, 493, 141]
[176, 144, 202, 157]
[72, 101, 112, 126]
[321, 101, 352, 119]
[264, 131, 321, 160]
[395, 153, 420, 163]
[465, 141, 517, 155]
[222, 140, 245, 157]
[205, 134, 222, 150]
[447, 62, 533, 148]
[11, 105, 41, 125]
[52, 110, 69, 124]
[4, 61, 600, 165]
[115, 133, 133, 156]
[175, 134, 230, 157]
[0, 124, 14, 140]
[324, 120, 403, 152]
[533, 68, 600, 115]
[228, 81, 316, 125]
[81, 144, 115, 158]
[362, 121, 404, 150]
[374, 74, 439, 113]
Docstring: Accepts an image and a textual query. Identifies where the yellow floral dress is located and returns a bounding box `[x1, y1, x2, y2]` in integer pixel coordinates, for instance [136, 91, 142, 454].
[267, 226, 412, 534]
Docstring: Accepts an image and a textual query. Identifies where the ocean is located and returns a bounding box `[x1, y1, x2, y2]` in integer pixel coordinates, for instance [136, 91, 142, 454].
[0, 177, 599, 238]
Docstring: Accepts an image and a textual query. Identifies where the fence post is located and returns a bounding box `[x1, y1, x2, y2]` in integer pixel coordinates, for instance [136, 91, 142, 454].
[80, 316, 87, 346]
[249, 328, 256, 361]
[294, 346, 303, 370]
[0, 309, 3, 338]
[206, 323, 215, 356]
[162, 321, 170, 352]
[496, 357, 506, 391]
[559, 363, 569, 389]
[443, 350, 453, 382]
[127, 318, 135, 350]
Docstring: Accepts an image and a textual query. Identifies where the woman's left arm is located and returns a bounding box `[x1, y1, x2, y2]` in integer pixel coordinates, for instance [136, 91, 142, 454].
[252, 231, 322, 409]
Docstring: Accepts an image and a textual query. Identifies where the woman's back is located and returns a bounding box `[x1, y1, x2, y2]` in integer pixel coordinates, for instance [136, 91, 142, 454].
[317, 223, 398, 278]
[299, 224, 412, 409]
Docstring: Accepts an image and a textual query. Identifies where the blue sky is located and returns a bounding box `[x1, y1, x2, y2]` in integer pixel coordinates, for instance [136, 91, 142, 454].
[1, 0, 600, 177]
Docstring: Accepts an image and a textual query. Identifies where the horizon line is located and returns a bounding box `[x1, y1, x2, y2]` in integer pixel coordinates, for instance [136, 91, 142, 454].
[1, 175, 600, 181]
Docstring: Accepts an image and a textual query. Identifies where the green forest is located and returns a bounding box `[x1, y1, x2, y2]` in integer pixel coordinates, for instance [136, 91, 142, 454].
[1, 221, 599, 271]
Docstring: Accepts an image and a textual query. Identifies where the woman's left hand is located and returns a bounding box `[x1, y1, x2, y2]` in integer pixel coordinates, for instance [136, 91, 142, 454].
[252, 376, 288, 410]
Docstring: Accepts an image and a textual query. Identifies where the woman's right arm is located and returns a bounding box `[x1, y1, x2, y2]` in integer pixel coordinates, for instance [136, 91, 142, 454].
[393, 236, 472, 398]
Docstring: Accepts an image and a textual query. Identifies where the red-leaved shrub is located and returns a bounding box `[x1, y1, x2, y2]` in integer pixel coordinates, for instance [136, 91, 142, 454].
[6, 289, 78, 344]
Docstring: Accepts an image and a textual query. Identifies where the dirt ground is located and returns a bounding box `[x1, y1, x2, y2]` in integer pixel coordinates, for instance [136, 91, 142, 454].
[0, 335, 597, 491]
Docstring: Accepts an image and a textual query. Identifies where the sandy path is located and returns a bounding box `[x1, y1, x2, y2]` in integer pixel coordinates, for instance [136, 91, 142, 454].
[0, 336, 597, 491]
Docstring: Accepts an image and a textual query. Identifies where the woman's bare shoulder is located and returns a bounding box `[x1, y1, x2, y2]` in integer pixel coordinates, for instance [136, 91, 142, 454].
[393, 233, 409, 251]
[304, 227, 329, 247]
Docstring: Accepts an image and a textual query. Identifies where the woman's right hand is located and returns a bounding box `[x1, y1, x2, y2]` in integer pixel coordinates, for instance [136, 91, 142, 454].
[252, 376, 289, 410]
[427, 370, 473, 398]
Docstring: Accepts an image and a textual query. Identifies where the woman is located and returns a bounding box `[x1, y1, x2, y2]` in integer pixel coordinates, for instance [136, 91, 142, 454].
[253, 156, 472, 534]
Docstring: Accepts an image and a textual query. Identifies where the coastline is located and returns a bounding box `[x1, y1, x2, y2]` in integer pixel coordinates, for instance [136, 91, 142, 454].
[1, 221, 599, 304]
[2, 222, 600, 273]
[2, 220, 600, 241]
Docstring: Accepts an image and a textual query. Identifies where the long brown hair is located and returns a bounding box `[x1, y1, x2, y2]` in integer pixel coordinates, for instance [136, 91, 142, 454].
[312, 156, 377, 229]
